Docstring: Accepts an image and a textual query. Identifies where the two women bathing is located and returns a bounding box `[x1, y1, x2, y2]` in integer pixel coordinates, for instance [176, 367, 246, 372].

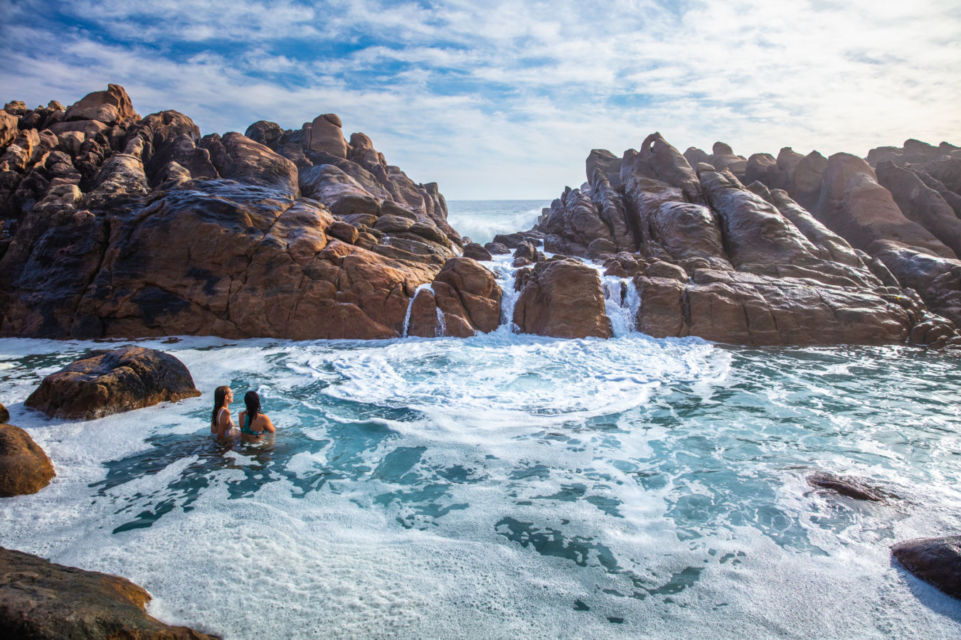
[211, 386, 276, 442]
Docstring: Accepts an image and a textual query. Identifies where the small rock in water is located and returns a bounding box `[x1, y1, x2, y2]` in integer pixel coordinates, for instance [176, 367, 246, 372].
[0, 424, 55, 497]
[0, 403, 8, 424]
[25, 346, 201, 419]
[463, 242, 492, 261]
[807, 471, 890, 502]
[483, 241, 510, 255]
[892, 536, 961, 600]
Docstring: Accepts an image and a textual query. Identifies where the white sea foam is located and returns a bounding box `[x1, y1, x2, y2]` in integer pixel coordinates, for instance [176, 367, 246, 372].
[446, 200, 547, 245]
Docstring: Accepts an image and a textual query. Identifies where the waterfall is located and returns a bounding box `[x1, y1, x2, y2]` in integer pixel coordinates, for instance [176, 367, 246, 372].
[487, 256, 521, 333]
[402, 283, 433, 338]
[435, 307, 447, 336]
[602, 275, 640, 338]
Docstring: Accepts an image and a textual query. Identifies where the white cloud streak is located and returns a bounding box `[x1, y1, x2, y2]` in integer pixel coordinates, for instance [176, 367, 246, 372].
[1, 0, 959, 198]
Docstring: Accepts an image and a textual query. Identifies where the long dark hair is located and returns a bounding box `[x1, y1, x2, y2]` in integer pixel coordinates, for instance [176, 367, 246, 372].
[244, 390, 261, 422]
[211, 386, 230, 427]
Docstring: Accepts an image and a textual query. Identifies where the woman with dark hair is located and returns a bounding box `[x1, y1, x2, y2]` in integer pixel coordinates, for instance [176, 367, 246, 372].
[211, 385, 236, 439]
[238, 390, 276, 443]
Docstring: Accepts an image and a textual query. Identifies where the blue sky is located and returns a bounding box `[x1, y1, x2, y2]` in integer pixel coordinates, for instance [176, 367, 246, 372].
[2, 0, 960, 199]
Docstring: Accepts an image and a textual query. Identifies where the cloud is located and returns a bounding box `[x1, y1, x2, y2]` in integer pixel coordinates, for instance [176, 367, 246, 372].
[1, 0, 959, 198]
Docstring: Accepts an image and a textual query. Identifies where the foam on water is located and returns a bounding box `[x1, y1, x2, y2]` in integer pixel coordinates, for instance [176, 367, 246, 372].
[446, 200, 548, 245]
[1, 334, 960, 639]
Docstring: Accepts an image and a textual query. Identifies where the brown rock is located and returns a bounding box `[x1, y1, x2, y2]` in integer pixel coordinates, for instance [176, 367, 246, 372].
[202, 132, 299, 197]
[815, 153, 954, 259]
[0, 424, 55, 497]
[645, 260, 687, 282]
[0, 404, 6, 423]
[406, 286, 440, 337]
[634, 276, 686, 337]
[744, 152, 784, 189]
[603, 252, 641, 277]
[244, 120, 283, 148]
[536, 188, 609, 257]
[328, 220, 359, 244]
[629, 132, 702, 202]
[463, 242, 492, 261]
[306, 113, 348, 158]
[807, 471, 888, 502]
[4, 100, 27, 116]
[513, 259, 612, 338]
[84, 153, 149, 207]
[25, 346, 201, 419]
[0, 111, 17, 149]
[876, 161, 961, 258]
[64, 84, 138, 124]
[0, 546, 219, 639]
[710, 141, 747, 177]
[635, 270, 911, 345]
[484, 241, 510, 255]
[432, 257, 503, 333]
[701, 168, 877, 288]
[892, 536, 961, 600]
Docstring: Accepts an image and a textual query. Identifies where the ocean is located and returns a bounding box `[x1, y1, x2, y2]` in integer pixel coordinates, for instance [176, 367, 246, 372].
[1, 201, 960, 639]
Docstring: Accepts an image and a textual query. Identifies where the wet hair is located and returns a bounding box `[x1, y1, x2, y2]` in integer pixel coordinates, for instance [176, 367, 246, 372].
[244, 390, 261, 422]
[211, 386, 230, 427]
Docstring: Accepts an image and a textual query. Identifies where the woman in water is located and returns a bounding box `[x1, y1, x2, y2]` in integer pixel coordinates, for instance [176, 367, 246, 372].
[211, 385, 236, 439]
[238, 390, 276, 443]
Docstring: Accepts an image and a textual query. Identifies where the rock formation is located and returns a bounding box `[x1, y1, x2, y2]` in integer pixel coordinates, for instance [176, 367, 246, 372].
[2, 84, 959, 347]
[0, 85, 490, 340]
[0, 423, 55, 496]
[25, 346, 201, 419]
[522, 133, 961, 347]
[0, 546, 219, 639]
[512, 259, 613, 339]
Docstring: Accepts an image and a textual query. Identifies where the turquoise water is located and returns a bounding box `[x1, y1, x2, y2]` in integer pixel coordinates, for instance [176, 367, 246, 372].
[2, 335, 960, 638]
[0, 201, 960, 639]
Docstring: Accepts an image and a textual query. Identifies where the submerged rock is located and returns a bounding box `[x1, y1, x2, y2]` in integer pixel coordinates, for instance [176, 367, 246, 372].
[25, 346, 201, 419]
[0, 546, 219, 639]
[807, 471, 889, 502]
[892, 536, 961, 600]
[0, 423, 55, 496]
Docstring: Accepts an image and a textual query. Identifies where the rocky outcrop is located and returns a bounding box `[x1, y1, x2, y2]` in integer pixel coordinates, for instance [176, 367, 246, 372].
[0, 424, 55, 497]
[892, 536, 961, 600]
[0, 546, 219, 639]
[512, 259, 612, 338]
[0, 403, 7, 424]
[405, 257, 503, 337]
[516, 133, 961, 346]
[0, 85, 473, 340]
[25, 346, 200, 419]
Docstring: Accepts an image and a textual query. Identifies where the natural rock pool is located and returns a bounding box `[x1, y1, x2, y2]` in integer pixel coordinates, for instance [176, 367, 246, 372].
[2, 330, 960, 639]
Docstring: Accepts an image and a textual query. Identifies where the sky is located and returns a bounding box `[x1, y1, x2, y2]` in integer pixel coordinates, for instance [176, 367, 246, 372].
[1, 0, 959, 199]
